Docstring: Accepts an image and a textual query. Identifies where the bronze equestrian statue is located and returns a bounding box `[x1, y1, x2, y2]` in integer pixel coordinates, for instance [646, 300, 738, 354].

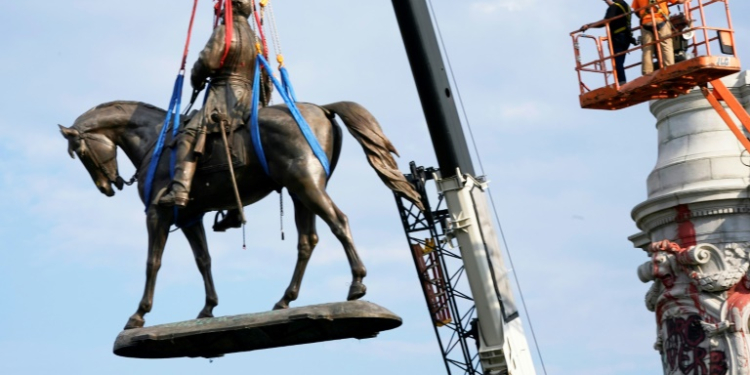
[60, 99, 423, 330]
[59, 0, 423, 331]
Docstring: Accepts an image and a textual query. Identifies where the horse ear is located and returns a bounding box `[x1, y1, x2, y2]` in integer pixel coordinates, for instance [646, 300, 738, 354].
[59, 125, 79, 139]
[58, 125, 78, 158]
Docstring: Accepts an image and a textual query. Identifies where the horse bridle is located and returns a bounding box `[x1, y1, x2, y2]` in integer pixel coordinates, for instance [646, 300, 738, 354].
[77, 132, 137, 190]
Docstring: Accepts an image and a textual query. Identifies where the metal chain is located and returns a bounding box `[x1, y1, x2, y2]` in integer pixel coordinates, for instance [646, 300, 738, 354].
[249, 8, 258, 34]
[266, 0, 283, 59]
[243, 222, 247, 250]
[121, 173, 138, 186]
[280, 190, 285, 240]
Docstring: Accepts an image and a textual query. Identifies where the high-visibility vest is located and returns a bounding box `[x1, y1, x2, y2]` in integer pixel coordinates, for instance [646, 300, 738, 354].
[634, 0, 670, 25]
[613, 1, 632, 35]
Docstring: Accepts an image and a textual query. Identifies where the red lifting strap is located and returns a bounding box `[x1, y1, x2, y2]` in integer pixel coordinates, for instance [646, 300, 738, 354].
[252, 0, 269, 59]
[221, 0, 233, 68]
[180, 0, 200, 71]
[213, 0, 222, 28]
[213, 0, 234, 68]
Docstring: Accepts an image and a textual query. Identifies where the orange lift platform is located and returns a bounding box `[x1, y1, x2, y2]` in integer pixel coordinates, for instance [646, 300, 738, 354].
[572, 0, 750, 150]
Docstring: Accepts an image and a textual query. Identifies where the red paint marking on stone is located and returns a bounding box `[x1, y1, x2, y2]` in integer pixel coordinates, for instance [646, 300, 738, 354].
[657, 289, 680, 324]
[675, 204, 696, 247]
[688, 283, 708, 318]
[727, 278, 750, 316]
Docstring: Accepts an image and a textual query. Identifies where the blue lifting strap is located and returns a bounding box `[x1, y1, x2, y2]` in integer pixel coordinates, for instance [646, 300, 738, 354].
[249, 55, 330, 177]
[144, 72, 185, 212]
[250, 58, 268, 175]
[279, 66, 298, 103]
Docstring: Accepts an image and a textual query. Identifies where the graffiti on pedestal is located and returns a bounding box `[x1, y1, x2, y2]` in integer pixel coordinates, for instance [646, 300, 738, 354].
[639, 241, 749, 375]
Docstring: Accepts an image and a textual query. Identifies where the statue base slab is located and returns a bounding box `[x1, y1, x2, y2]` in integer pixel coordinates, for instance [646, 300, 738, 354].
[113, 300, 401, 359]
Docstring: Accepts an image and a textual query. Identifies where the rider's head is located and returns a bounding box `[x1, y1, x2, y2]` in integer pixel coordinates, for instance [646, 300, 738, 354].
[232, 0, 253, 18]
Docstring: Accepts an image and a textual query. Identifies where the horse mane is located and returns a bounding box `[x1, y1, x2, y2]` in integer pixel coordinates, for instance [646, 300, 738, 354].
[94, 100, 165, 112]
[73, 101, 167, 132]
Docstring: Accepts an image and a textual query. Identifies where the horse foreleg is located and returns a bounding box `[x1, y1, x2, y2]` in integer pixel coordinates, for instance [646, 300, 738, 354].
[124, 208, 171, 330]
[182, 220, 218, 319]
[294, 188, 367, 302]
[274, 198, 318, 310]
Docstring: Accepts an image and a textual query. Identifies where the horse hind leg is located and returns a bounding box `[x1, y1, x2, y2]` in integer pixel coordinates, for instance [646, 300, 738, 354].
[331, 203, 368, 301]
[291, 186, 367, 302]
[182, 220, 219, 319]
[125, 208, 171, 330]
[274, 197, 319, 310]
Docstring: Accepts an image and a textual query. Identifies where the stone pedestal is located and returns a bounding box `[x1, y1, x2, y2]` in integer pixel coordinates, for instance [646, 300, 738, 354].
[629, 72, 750, 374]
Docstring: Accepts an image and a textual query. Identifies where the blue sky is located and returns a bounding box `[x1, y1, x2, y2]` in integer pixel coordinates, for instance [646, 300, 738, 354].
[1, 1, 749, 374]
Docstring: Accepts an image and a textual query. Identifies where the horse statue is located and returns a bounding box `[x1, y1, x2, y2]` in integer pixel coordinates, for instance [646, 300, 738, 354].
[59, 100, 424, 330]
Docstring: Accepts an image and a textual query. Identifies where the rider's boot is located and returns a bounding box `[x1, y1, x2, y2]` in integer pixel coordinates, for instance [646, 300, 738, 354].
[159, 134, 197, 208]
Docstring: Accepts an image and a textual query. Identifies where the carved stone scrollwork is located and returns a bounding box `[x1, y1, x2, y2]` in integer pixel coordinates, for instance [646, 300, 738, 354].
[639, 240, 750, 375]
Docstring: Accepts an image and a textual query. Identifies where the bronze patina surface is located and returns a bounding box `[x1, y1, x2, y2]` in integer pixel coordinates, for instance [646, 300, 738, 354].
[113, 301, 402, 359]
[60, 100, 423, 330]
[60, 0, 423, 351]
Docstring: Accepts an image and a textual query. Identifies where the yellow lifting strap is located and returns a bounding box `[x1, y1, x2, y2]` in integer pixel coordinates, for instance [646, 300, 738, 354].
[612, 2, 632, 35]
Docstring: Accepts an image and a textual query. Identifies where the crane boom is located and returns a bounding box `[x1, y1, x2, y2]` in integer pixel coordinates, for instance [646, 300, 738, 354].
[390, 0, 474, 178]
[391, 1, 537, 373]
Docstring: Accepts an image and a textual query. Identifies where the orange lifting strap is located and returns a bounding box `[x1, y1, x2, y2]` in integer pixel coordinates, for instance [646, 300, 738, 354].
[572, 0, 740, 110]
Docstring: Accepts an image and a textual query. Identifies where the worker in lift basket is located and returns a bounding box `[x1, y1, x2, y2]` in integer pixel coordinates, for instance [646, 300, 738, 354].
[580, 0, 638, 85]
[631, 0, 687, 75]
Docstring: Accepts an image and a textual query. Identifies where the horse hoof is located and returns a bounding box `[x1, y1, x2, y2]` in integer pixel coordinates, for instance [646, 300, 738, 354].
[273, 301, 289, 310]
[124, 315, 145, 330]
[197, 310, 214, 319]
[347, 282, 367, 301]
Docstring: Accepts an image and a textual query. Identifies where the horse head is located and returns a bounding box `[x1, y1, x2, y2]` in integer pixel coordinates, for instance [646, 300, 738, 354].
[59, 124, 122, 197]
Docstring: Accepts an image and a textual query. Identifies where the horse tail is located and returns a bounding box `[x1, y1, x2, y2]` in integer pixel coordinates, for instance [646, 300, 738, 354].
[322, 101, 424, 211]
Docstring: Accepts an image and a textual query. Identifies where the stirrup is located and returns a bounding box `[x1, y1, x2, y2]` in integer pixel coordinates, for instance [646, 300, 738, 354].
[213, 210, 243, 232]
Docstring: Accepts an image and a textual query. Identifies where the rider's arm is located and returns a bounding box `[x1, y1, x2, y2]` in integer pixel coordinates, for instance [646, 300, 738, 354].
[191, 26, 227, 90]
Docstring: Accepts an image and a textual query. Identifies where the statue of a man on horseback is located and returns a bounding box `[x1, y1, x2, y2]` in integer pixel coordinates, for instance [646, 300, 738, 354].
[160, 0, 261, 210]
[59, 0, 425, 336]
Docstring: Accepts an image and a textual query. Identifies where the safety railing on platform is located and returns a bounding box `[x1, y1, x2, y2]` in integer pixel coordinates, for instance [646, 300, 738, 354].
[572, 0, 738, 93]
